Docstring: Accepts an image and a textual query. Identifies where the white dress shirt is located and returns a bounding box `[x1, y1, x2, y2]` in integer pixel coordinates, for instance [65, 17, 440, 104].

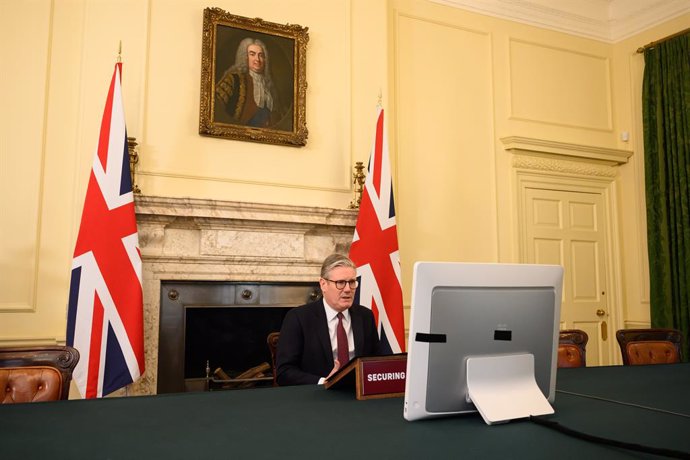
[317, 300, 355, 384]
[323, 299, 355, 362]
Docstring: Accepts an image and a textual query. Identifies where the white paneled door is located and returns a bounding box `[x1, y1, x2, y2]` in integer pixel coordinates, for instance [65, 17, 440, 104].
[524, 187, 612, 366]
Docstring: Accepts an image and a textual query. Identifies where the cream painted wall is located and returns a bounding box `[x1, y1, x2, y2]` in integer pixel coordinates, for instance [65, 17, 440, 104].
[1, 1, 51, 314]
[1, 0, 84, 345]
[1, 0, 687, 345]
[391, 0, 619, 304]
[392, 2, 497, 279]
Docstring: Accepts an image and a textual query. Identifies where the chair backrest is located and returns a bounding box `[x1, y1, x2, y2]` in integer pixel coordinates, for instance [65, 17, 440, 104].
[558, 329, 588, 368]
[615, 328, 683, 365]
[0, 346, 80, 403]
[267, 332, 280, 386]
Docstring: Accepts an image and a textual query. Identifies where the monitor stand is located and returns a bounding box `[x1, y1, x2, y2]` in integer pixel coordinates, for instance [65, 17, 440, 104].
[466, 353, 554, 425]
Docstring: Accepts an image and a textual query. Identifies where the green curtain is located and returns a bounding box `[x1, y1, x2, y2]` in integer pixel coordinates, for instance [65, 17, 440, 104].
[642, 32, 690, 361]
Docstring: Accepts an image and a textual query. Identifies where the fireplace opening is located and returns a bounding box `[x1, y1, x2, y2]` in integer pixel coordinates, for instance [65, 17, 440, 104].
[158, 280, 320, 394]
[184, 306, 289, 387]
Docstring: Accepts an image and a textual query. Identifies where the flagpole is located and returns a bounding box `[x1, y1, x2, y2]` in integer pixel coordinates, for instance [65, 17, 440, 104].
[115, 42, 142, 195]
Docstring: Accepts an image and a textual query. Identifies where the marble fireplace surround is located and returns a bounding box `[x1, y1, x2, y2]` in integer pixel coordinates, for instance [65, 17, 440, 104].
[132, 195, 357, 396]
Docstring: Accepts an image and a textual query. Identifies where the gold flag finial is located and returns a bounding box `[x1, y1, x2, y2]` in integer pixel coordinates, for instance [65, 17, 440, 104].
[377, 89, 382, 107]
[117, 41, 122, 63]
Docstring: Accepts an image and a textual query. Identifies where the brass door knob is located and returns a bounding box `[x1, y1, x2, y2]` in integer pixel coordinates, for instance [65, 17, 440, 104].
[596, 309, 606, 317]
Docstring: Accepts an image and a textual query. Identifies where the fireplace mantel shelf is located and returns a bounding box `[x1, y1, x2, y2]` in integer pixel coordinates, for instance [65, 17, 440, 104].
[135, 195, 358, 227]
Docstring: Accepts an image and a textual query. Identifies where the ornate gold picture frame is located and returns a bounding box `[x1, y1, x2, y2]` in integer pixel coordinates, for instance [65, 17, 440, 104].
[199, 7, 309, 146]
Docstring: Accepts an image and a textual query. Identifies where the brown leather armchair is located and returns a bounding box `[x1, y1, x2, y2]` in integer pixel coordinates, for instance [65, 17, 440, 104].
[0, 346, 80, 403]
[267, 332, 280, 386]
[615, 328, 683, 365]
[558, 329, 588, 368]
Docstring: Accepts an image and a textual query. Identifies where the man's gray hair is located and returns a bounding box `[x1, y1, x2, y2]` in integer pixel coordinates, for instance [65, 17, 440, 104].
[320, 253, 356, 279]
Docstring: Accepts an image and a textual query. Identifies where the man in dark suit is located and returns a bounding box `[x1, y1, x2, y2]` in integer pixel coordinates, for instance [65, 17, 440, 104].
[276, 254, 385, 385]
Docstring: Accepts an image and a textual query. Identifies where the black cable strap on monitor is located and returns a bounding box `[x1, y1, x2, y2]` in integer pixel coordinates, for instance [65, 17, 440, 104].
[530, 416, 690, 459]
[415, 333, 446, 343]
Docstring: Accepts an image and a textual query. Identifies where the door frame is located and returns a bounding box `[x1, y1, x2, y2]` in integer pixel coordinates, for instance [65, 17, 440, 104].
[514, 165, 624, 365]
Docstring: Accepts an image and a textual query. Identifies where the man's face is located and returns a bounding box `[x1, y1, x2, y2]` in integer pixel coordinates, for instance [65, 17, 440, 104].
[319, 266, 357, 312]
[247, 44, 265, 73]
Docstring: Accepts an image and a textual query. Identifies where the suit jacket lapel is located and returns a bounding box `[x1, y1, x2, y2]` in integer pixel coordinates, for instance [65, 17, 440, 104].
[350, 307, 365, 356]
[312, 301, 333, 365]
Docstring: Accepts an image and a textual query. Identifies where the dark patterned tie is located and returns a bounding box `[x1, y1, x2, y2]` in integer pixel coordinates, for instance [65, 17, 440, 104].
[336, 312, 349, 366]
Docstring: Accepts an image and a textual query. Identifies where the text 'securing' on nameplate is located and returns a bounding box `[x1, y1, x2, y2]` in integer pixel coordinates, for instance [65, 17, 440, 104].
[324, 354, 407, 400]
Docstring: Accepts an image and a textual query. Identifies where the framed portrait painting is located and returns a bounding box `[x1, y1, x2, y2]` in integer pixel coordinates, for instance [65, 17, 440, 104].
[199, 7, 309, 146]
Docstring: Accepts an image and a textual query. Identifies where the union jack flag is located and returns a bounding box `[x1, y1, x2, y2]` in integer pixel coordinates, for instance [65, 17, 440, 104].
[349, 107, 405, 354]
[66, 63, 145, 398]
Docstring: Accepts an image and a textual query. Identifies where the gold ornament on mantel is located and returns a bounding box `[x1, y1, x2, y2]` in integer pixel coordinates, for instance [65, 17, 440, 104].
[349, 161, 366, 209]
[127, 136, 141, 194]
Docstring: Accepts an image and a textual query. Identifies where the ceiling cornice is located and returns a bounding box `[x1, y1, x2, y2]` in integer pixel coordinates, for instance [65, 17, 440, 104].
[429, 0, 690, 42]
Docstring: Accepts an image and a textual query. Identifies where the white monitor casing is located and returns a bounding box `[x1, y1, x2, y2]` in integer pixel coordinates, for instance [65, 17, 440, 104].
[403, 262, 563, 424]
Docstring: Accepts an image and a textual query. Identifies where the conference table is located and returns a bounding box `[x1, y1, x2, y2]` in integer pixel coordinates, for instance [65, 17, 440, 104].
[2, 364, 689, 459]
